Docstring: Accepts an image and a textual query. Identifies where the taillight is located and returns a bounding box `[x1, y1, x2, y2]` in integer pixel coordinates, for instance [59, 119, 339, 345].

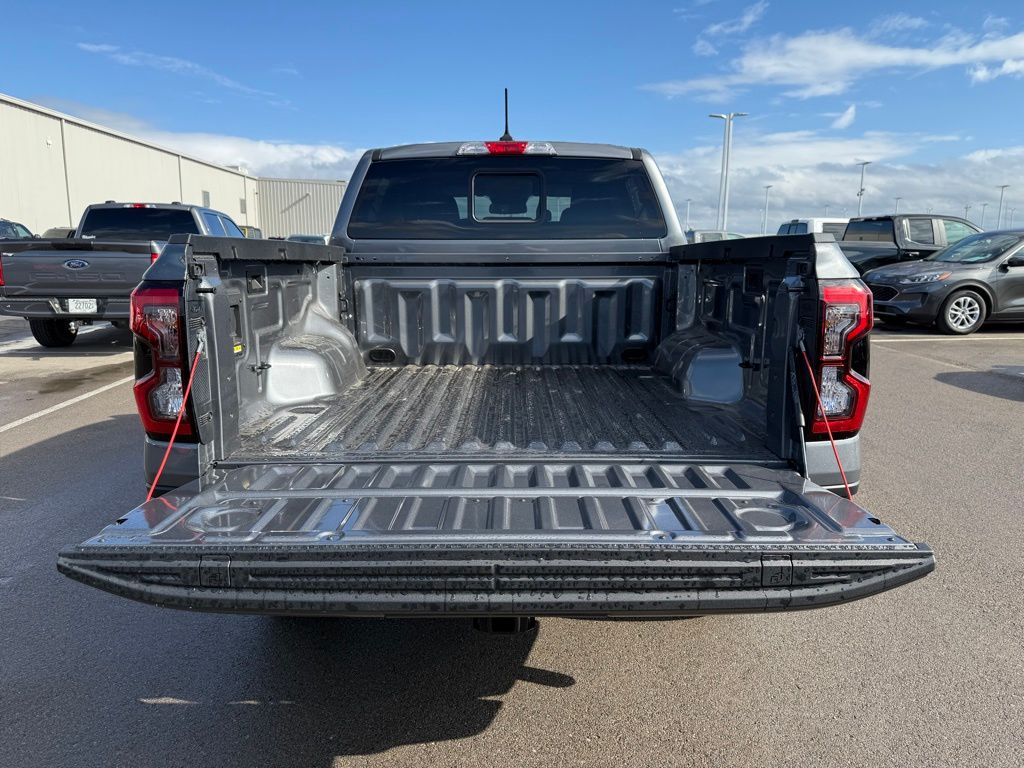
[810, 280, 872, 436]
[130, 285, 194, 439]
[150, 250, 160, 263]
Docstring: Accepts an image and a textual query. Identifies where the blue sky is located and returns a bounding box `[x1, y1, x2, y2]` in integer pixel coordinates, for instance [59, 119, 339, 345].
[3, 0, 1024, 231]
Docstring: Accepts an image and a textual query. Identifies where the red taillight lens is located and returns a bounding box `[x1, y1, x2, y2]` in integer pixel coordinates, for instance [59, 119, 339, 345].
[130, 285, 193, 438]
[484, 141, 528, 154]
[811, 280, 872, 435]
[150, 250, 160, 263]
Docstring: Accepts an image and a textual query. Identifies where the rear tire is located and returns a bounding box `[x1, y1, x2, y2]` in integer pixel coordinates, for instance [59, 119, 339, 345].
[29, 318, 78, 347]
[937, 290, 985, 335]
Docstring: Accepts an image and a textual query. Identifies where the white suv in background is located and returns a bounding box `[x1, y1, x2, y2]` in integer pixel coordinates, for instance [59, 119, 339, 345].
[777, 218, 849, 238]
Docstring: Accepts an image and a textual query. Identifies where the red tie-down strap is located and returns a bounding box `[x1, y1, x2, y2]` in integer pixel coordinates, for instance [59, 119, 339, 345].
[798, 339, 853, 498]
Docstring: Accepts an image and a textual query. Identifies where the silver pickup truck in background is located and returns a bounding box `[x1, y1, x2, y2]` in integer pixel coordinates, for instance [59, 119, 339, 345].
[0, 202, 244, 347]
[58, 139, 934, 622]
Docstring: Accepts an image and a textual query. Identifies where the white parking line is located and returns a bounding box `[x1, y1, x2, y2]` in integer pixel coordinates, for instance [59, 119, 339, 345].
[872, 335, 1024, 343]
[0, 375, 134, 434]
[0, 324, 107, 353]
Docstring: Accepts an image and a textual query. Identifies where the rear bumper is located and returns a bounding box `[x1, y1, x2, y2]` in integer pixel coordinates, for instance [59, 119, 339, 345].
[57, 542, 934, 617]
[0, 296, 130, 319]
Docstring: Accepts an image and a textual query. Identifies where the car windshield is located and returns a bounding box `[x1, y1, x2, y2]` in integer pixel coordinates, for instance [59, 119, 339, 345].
[926, 233, 1024, 263]
[348, 157, 667, 240]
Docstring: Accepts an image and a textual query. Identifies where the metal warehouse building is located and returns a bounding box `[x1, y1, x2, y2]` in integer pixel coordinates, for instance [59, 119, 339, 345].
[0, 93, 346, 238]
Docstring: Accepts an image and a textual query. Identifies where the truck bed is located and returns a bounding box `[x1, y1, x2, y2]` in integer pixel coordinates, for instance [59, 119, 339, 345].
[233, 364, 774, 463]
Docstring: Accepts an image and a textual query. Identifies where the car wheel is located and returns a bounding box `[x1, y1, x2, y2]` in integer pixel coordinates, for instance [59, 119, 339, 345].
[937, 290, 985, 335]
[29, 318, 78, 347]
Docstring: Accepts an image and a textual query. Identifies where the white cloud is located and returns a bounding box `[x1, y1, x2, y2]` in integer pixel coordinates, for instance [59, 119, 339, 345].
[830, 104, 856, 130]
[703, 1, 768, 37]
[693, 39, 718, 57]
[652, 129, 1021, 233]
[76, 42, 285, 105]
[870, 13, 929, 37]
[691, 2, 767, 57]
[37, 100, 363, 180]
[983, 15, 1009, 34]
[969, 58, 1024, 82]
[644, 27, 1024, 100]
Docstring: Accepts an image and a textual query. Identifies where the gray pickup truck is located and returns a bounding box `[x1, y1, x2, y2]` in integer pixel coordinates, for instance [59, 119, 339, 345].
[58, 140, 933, 622]
[839, 214, 981, 274]
[0, 202, 244, 347]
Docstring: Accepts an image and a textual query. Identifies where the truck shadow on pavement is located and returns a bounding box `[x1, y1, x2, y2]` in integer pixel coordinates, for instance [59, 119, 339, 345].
[934, 365, 1024, 402]
[234, 616, 575, 761]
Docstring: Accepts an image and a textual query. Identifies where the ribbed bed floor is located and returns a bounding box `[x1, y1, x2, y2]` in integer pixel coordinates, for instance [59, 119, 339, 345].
[234, 365, 772, 461]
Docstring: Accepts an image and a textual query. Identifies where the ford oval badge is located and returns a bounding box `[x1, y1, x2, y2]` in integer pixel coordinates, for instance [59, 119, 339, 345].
[64, 258, 90, 269]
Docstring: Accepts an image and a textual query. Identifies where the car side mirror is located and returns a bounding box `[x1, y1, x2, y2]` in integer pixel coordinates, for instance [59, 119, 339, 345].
[1004, 254, 1024, 268]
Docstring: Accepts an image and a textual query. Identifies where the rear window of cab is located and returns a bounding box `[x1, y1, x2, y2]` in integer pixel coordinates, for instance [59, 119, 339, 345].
[348, 157, 668, 239]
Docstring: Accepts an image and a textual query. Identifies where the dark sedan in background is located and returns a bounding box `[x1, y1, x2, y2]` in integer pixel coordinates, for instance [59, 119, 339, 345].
[864, 231, 1024, 334]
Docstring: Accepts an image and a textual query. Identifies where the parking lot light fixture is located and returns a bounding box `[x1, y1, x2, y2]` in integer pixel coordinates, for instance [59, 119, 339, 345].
[761, 185, 773, 235]
[981, 202, 989, 228]
[684, 198, 692, 230]
[1010, 208, 1017, 228]
[996, 185, 1010, 228]
[964, 203, 972, 220]
[710, 112, 747, 231]
[855, 161, 871, 216]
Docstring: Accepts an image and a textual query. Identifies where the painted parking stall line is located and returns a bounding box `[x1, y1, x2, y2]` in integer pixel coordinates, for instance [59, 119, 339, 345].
[872, 335, 1024, 343]
[0, 375, 134, 434]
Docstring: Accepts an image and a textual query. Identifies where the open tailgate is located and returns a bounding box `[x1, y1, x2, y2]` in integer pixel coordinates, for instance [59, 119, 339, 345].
[58, 462, 933, 617]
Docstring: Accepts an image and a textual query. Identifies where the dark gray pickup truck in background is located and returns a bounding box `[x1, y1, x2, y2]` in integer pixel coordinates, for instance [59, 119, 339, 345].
[0, 202, 244, 347]
[58, 139, 934, 621]
[839, 214, 980, 274]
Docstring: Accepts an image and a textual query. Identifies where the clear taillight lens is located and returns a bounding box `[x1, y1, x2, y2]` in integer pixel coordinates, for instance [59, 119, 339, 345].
[149, 367, 185, 419]
[818, 365, 853, 418]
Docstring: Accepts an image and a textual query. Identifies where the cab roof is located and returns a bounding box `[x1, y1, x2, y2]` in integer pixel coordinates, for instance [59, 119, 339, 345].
[376, 141, 641, 160]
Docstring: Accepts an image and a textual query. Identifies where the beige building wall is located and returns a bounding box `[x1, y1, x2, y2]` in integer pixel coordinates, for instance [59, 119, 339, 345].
[180, 158, 258, 226]
[63, 122, 181, 224]
[0, 93, 263, 233]
[256, 177, 347, 237]
[0, 100, 72, 231]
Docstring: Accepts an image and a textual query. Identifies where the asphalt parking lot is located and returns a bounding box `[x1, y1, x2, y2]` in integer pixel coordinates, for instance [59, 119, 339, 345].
[1, 315, 1022, 768]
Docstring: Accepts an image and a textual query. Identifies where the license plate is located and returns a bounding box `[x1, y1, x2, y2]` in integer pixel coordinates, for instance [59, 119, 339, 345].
[67, 298, 98, 314]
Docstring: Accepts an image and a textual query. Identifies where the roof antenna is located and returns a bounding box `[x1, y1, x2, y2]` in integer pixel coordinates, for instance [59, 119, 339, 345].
[499, 88, 513, 141]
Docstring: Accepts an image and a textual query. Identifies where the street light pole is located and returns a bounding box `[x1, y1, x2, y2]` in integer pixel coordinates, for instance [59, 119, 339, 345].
[894, 197, 902, 214]
[710, 112, 747, 231]
[964, 203, 972, 220]
[1010, 208, 1017, 228]
[996, 185, 1010, 228]
[856, 161, 871, 216]
[824, 204, 830, 216]
[760, 185, 773, 235]
[981, 203, 989, 228]
[684, 198, 692, 230]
